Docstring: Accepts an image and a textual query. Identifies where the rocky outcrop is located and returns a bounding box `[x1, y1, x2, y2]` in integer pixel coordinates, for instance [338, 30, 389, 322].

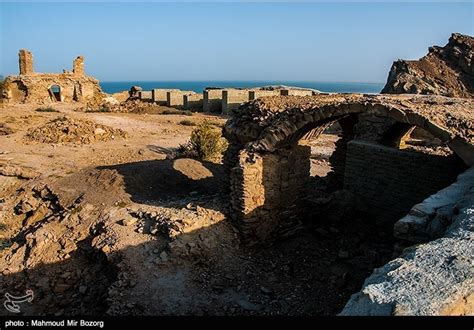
[340, 167, 474, 316]
[381, 33, 474, 98]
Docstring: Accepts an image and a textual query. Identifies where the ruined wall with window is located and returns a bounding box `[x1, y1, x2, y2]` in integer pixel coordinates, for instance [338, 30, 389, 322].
[1, 49, 104, 104]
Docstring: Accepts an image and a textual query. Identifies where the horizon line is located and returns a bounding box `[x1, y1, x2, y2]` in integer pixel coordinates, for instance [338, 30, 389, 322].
[99, 80, 386, 84]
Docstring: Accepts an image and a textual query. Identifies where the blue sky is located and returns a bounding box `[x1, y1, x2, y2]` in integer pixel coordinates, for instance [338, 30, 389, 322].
[0, 2, 472, 82]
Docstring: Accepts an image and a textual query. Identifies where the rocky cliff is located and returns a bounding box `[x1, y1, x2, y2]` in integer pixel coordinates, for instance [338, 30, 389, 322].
[381, 33, 474, 98]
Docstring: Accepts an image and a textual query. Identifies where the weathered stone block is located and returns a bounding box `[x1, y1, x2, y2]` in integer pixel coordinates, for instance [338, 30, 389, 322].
[139, 91, 152, 101]
[183, 93, 203, 110]
[19, 49, 34, 75]
[280, 89, 313, 96]
[222, 89, 250, 115]
[152, 89, 179, 105]
[167, 90, 194, 108]
[230, 145, 311, 243]
[249, 90, 280, 100]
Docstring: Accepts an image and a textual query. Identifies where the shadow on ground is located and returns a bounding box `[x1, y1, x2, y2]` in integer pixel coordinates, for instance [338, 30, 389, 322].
[98, 158, 225, 208]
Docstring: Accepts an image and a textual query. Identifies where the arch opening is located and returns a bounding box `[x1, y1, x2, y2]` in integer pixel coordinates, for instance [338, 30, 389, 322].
[224, 95, 473, 244]
[49, 85, 62, 102]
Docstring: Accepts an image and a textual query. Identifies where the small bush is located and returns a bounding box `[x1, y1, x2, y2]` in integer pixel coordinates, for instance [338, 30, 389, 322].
[161, 109, 193, 116]
[179, 119, 196, 126]
[35, 106, 58, 113]
[188, 122, 228, 162]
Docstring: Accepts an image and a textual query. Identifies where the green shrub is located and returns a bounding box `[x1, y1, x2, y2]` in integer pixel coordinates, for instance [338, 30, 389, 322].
[35, 106, 59, 112]
[189, 122, 228, 162]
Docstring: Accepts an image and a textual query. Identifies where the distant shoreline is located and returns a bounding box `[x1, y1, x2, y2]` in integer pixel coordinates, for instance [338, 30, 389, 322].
[100, 81, 385, 94]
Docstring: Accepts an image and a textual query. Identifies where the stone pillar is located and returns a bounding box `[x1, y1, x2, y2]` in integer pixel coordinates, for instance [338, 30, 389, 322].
[73, 56, 85, 76]
[230, 145, 311, 243]
[19, 49, 34, 75]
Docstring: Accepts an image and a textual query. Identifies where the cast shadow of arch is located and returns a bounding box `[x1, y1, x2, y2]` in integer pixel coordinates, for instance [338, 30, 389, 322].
[97, 157, 226, 211]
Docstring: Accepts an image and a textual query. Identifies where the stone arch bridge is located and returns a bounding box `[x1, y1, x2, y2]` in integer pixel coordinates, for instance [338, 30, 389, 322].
[223, 94, 474, 243]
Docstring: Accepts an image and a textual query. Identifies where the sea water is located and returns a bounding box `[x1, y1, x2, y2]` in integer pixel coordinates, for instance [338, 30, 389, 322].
[100, 81, 385, 94]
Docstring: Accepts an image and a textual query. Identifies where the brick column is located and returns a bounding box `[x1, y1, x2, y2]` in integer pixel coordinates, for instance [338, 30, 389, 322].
[19, 49, 34, 75]
[230, 145, 311, 243]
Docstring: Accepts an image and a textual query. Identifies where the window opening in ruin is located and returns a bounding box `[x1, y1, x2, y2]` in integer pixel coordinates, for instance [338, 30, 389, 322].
[50, 85, 61, 102]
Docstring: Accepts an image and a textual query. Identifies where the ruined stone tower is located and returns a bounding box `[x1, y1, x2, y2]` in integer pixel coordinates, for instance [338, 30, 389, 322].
[19, 49, 34, 75]
[73, 56, 85, 76]
[2, 49, 103, 104]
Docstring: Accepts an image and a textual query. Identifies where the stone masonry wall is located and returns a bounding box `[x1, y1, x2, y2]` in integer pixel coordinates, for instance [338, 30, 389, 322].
[249, 90, 280, 100]
[139, 91, 153, 101]
[230, 145, 311, 243]
[203, 89, 223, 113]
[344, 140, 466, 222]
[152, 89, 179, 105]
[167, 91, 194, 108]
[222, 89, 250, 115]
[280, 89, 313, 96]
[183, 93, 203, 110]
[340, 167, 474, 316]
[19, 49, 34, 75]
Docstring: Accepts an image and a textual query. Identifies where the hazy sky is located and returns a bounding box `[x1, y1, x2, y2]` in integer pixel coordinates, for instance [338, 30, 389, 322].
[1, 1, 472, 82]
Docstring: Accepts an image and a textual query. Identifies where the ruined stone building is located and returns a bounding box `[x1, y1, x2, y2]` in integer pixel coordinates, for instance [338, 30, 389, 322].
[223, 94, 473, 243]
[1, 49, 103, 104]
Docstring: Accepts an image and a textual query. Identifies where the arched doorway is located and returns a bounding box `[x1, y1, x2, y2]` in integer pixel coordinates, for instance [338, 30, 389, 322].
[49, 85, 62, 102]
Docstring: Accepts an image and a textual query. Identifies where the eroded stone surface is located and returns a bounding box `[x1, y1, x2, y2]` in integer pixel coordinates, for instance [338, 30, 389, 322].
[340, 167, 474, 316]
[224, 94, 474, 164]
[382, 33, 474, 98]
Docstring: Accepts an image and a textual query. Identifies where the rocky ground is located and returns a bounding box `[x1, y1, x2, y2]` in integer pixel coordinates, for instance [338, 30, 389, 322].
[0, 102, 396, 316]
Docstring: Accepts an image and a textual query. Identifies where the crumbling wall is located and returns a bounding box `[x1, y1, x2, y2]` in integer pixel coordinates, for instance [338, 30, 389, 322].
[167, 91, 194, 108]
[73, 56, 84, 76]
[2, 49, 104, 104]
[280, 89, 313, 96]
[139, 91, 153, 102]
[152, 89, 178, 105]
[230, 145, 310, 243]
[343, 140, 466, 222]
[183, 93, 203, 111]
[2, 74, 103, 104]
[249, 90, 280, 100]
